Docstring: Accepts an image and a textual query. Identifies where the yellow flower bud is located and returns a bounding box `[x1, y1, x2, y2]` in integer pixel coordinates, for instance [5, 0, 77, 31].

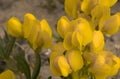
[81, 0, 98, 14]
[0, 70, 15, 79]
[57, 16, 70, 38]
[23, 13, 36, 39]
[81, 0, 117, 14]
[57, 55, 72, 77]
[26, 20, 40, 50]
[6, 17, 22, 37]
[50, 42, 66, 76]
[24, 18, 52, 50]
[74, 18, 93, 46]
[102, 13, 120, 35]
[86, 50, 120, 78]
[91, 5, 110, 27]
[91, 31, 104, 52]
[38, 19, 52, 48]
[66, 49, 84, 72]
[50, 55, 72, 77]
[64, 0, 81, 18]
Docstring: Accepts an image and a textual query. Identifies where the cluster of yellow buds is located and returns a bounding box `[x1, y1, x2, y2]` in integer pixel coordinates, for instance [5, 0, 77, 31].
[50, 0, 120, 79]
[7, 13, 52, 51]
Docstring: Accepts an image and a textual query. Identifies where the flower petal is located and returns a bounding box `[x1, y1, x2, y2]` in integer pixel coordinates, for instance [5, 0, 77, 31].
[66, 49, 84, 72]
[6, 17, 22, 37]
[0, 70, 15, 79]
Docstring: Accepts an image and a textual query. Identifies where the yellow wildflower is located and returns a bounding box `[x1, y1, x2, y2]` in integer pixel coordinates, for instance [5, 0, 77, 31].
[101, 13, 120, 35]
[91, 5, 110, 27]
[85, 50, 120, 79]
[81, 0, 117, 14]
[6, 17, 22, 37]
[0, 70, 15, 79]
[81, 0, 98, 14]
[26, 19, 52, 50]
[23, 13, 36, 39]
[65, 49, 84, 72]
[64, 0, 81, 18]
[91, 31, 104, 52]
[22, 13, 52, 50]
[57, 16, 71, 38]
[73, 18, 93, 46]
[50, 43, 84, 77]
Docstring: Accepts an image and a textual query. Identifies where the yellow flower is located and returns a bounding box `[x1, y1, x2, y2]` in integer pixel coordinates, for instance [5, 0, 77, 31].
[81, 0, 98, 14]
[73, 18, 93, 46]
[50, 42, 72, 76]
[85, 50, 120, 79]
[57, 16, 71, 38]
[23, 13, 36, 39]
[56, 55, 72, 77]
[63, 18, 93, 50]
[64, 0, 81, 18]
[101, 13, 120, 35]
[6, 17, 22, 37]
[81, 0, 117, 14]
[38, 19, 52, 48]
[22, 13, 52, 50]
[26, 19, 52, 50]
[65, 49, 84, 72]
[91, 5, 110, 27]
[50, 43, 84, 77]
[0, 70, 15, 79]
[91, 31, 104, 52]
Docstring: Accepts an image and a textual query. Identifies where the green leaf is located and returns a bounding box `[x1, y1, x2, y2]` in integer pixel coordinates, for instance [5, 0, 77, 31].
[0, 38, 5, 58]
[5, 37, 16, 58]
[15, 50, 31, 79]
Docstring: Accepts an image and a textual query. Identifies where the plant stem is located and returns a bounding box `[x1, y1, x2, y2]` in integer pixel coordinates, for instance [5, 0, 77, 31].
[31, 52, 41, 79]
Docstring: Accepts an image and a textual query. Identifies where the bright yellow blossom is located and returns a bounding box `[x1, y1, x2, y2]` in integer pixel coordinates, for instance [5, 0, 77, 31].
[0, 70, 15, 79]
[56, 55, 72, 77]
[6, 17, 22, 37]
[22, 13, 52, 50]
[57, 16, 70, 38]
[7, 13, 52, 50]
[91, 5, 110, 27]
[101, 13, 120, 35]
[50, 42, 84, 77]
[81, 0, 98, 14]
[63, 18, 93, 50]
[23, 13, 36, 39]
[65, 49, 84, 72]
[81, 0, 117, 14]
[84, 50, 120, 79]
[64, 0, 81, 18]
[50, 43, 72, 77]
[26, 19, 52, 50]
[91, 31, 104, 52]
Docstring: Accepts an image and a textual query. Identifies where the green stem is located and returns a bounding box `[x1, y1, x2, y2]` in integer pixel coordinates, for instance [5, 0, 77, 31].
[31, 52, 41, 79]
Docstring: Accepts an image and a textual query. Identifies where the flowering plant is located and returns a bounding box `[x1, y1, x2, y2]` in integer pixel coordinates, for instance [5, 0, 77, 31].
[0, 0, 120, 79]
